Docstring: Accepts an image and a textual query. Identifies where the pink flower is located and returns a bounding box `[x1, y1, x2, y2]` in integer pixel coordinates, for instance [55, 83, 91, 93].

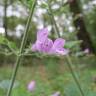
[51, 91, 60, 96]
[37, 28, 49, 42]
[49, 38, 69, 55]
[32, 28, 53, 53]
[84, 48, 89, 54]
[36, 38, 53, 53]
[27, 80, 35, 91]
[32, 28, 69, 55]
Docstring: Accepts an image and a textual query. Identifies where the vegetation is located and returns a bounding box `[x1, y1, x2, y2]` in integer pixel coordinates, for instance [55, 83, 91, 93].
[0, 0, 96, 96]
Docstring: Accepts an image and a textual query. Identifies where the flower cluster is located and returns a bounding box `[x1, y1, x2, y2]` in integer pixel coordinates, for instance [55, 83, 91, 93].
[32, 28, 69, 55]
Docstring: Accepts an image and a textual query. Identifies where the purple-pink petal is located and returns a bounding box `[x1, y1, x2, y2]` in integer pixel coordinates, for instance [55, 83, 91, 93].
[49, 38, 68, 55]
[32, 28, 69, 55]
[84, 48, 89, 54]
[36, 38, 53, 53]
[27, 80, 35, 92]
[51, 91, 60, 96]
[37, 28, 49, 42]
[49, 47, 69, 55]
[56, 48, 69, 55]
[53, 38, 65, 48]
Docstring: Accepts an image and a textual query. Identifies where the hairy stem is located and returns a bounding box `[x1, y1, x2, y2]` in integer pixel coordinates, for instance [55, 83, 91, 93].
[47, 1, 85, 96]
[6, 0, 37, 96]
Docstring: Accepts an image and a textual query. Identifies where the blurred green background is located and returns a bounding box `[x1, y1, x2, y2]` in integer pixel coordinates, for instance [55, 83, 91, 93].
[0, 0, 96, 96]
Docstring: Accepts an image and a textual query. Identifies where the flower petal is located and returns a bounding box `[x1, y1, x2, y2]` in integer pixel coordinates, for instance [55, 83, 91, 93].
[49, 47, 69, 55]
[53, 38, 65, 48]
[56, 48, 69, 55]
[36, 38, 53, 53]
[51, 91, 60, 96]
[37, 28, 49, 42]
[27, 81, 35, 91]
[84, 48, 89, 54]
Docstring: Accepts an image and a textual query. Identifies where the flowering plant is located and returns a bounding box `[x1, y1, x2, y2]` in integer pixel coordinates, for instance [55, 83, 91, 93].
[32, 28, 69, 55]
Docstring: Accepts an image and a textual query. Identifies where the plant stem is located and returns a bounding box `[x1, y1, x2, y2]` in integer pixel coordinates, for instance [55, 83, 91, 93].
[6, 1, 37, 96]
[47, 2, 85, 96]
[4, 0, 8, 38]
[66, 55, 85, 96]
[47, 2, 61, 38]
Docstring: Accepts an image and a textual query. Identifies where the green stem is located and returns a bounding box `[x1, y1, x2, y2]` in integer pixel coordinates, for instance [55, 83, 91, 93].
[6, 1, 37, 96]
[47, 2, 85, 96]
[66, 55, 84, 96]
[19, 0, 29, 8]
[4, 0, 8, 38]
[47, 2, 61, 37]
[7, 44, 17, 56]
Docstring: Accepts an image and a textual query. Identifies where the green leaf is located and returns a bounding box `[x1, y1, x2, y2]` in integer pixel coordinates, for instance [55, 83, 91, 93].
[0, 80, 19, 90]
[0, 35, 18, 54]
[65, 83, 80, 96]
[75, 51, 85, 57]
[64, 40, 82, 49]
[7, 41, 17, 50]
[41, 3, 48, 8]
[0, 35, 6, 44]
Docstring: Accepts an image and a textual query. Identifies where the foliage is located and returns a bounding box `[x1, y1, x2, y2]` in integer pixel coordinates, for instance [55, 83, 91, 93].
[0, 80, 19, 90]
[0, 56, 96, 96]
[0, 0, 96, 96]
